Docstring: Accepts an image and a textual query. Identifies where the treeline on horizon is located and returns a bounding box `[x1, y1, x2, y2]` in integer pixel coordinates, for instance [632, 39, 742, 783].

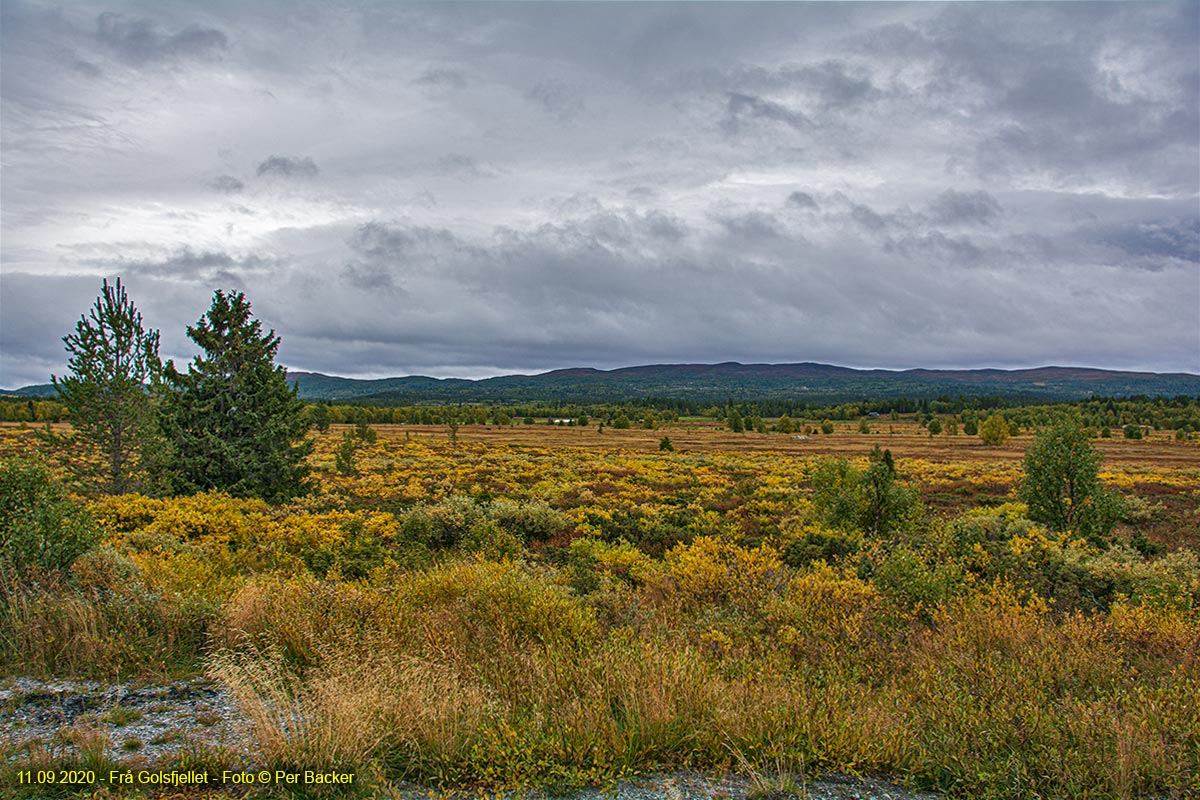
[7, 393, 1200, 434]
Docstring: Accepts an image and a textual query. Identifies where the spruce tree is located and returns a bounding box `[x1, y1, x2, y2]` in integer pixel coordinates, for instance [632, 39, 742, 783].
[159, 290, 311, 501]
[53, 279, 162, 494]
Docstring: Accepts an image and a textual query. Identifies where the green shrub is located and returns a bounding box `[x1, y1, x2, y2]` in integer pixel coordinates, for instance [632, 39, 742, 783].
[1130, 531, 1165, 558]
[302, 517, 392, 580]
[808, 458, 864, 532]
[0, 458, 99, 575]
[460, 519, 524, 559]
[951, 507, 1199, 612]
[808, 448, 921, 537]
[782, 529, 860, 568]
[488, 499, 568, 543]
[871, 545, 964, 618]
[422, 495, 487, 549]
[397, 504, 438, 546]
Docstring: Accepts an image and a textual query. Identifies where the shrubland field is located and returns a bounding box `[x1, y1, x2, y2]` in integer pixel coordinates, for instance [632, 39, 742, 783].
[2, 417, 1198, 799]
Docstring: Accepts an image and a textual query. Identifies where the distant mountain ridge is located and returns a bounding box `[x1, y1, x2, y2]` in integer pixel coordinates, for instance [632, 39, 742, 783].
[280, 362, 1200, 404]
[9, 362, 1198, 404]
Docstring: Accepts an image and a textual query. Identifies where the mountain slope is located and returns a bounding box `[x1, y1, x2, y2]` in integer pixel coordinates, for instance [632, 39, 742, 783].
[284, 363, 1200, 404]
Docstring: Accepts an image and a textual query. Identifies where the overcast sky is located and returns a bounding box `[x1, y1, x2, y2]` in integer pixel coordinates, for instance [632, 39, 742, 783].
[2, 1, 1198, 388]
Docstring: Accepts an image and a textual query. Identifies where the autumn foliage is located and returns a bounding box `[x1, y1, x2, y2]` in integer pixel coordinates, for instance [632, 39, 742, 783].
[1, 421, 1198, 799]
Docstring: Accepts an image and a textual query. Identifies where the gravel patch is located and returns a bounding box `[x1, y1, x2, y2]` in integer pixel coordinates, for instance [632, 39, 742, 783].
[389, 770, 942, 800]
[0, 676, 248, 763]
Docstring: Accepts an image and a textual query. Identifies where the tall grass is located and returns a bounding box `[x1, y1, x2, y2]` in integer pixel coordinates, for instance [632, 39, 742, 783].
[0, 555, 208, 679]
[208, 560, 1200, 799]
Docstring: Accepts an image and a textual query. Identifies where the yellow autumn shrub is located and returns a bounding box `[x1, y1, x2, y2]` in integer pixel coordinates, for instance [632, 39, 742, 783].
[764, 561, 882, 660]
[665, 536, 787, 613]
[392, 559, 599, 656]
[568, 536, 660, 586]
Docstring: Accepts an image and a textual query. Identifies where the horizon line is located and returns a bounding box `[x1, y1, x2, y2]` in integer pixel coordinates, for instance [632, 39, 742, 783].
[8, 358, 1200, 393]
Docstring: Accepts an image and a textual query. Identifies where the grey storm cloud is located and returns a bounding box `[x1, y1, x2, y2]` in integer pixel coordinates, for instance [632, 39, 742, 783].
[850, 203, 890, 232]
[348, 221, 464, 260]
[793, 61, 879, 109]
[722, 92, 811, 133]
[342, 260, 402, 293]
[927, 190, 1002, 226]
[526, 80, 585, 119]
[211, 175, 244, 193]
[73, 60, 103, 78]
[884, 231, 985, 264]
[727, 61, 881, 111]
[642, 211, 689, 242]
[786, 192, 819, 211]
[718, 211, 783, 241]
[1, 0, 1197, 387]
[416, 68, 466, 89]
[255, 155, 319, 179]
[1097, 218, 1200, 266]
[95, 12, 227, 64]
[86, 247, 274, 284]
[435, 154, 499, 179]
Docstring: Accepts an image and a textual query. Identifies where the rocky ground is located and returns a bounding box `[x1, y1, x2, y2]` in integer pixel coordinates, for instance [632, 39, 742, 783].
[389, 771, 944, 800]
[2, 678, 942, 799]
[0, 676, 246, 765]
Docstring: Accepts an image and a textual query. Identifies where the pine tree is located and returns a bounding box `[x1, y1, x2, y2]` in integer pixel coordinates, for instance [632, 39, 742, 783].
[159, 290, 311, 501]
[53, 279, 162, 494]
[862, 445, 909, 536]
[310, 403, 331, 434]
[335, 430, 359, 476]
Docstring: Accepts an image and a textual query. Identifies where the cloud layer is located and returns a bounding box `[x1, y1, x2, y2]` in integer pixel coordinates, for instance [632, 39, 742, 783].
[2, 1, 1197, 387]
